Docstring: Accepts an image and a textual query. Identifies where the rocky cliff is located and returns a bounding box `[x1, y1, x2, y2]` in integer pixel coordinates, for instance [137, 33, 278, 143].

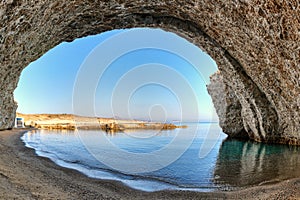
[208, 70, 300, 145]
[0, 1, 299, 144]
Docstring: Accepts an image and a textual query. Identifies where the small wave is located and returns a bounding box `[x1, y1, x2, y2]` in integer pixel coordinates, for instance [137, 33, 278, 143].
[29, 144, 215, 192]
[21, 130, 219, 192]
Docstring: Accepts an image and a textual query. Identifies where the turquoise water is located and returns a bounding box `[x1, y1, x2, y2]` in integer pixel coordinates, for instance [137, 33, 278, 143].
[21, 123, 300, 192]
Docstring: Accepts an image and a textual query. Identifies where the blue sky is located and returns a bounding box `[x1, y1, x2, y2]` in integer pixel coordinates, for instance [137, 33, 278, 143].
[14, 28, 218, 122]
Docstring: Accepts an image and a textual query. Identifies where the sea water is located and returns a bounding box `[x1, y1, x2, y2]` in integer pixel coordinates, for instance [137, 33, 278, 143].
[21, 123, 300, 192]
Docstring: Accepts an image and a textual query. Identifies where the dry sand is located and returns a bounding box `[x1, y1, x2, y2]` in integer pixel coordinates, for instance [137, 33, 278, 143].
[0, 128, 299, 199]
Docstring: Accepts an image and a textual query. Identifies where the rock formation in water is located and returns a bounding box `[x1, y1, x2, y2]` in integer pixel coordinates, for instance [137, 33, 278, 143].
[208, 70, 300, 145]
[207, 72, 248, 139]
[0, 1, 299, 144]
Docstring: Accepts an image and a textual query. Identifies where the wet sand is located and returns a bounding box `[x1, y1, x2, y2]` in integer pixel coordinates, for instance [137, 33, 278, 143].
[0, 129, 299, 199]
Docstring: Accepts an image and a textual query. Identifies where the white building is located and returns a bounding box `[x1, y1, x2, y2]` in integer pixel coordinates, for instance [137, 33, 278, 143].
[15, 117, 25, 128]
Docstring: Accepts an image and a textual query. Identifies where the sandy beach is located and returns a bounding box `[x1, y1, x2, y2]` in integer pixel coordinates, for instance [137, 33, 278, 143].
[0, 129, 299, 199]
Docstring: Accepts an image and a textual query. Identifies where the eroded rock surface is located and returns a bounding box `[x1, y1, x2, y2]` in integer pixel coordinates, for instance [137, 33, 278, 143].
[207, 72, 247, 139]
[0, 1, 299, 144]
[208, 71, 299, 145]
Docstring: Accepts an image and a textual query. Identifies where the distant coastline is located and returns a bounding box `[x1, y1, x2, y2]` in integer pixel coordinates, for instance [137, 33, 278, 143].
[16, 113, 187, 131]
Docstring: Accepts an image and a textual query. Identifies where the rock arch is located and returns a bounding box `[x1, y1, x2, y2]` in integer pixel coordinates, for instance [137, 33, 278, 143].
[0, 1, 299, 144]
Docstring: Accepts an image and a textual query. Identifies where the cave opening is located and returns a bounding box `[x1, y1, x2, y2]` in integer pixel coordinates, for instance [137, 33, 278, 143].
[14, 28, 219, 124]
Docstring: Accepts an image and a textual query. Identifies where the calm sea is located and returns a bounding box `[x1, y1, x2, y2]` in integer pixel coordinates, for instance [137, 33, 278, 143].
[21, 123, 300, 192]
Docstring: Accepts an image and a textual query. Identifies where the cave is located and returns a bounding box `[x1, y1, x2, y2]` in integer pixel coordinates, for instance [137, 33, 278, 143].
[0, 1, 299, 144]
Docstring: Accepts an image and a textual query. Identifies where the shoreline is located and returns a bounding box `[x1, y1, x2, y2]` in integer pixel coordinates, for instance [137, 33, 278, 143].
[16, 113, 186, 131]
[0, 129, 299, 199]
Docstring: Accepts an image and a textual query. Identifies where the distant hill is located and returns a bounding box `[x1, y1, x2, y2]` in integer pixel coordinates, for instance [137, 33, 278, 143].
[16, 113, 185, 131]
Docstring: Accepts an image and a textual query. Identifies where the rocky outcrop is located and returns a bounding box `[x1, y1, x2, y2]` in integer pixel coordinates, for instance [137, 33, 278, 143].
[0, 94, 17, 130]
[208, 71, 300, 145]
[0, 1, 299, 144]
[207, 72, 248, 139]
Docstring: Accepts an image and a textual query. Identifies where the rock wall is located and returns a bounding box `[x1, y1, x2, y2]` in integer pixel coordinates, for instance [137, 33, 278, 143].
[0, 1, 299, 144]
[0, 93, 17, 130]
[207, 72, 248, 139]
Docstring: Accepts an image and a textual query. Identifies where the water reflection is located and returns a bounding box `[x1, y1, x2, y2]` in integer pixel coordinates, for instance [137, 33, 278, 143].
[104, 128, 174, 138]
[104, 129, 118, 136]
[214, 138, 300, 187]
[22, 126, 300, 191]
